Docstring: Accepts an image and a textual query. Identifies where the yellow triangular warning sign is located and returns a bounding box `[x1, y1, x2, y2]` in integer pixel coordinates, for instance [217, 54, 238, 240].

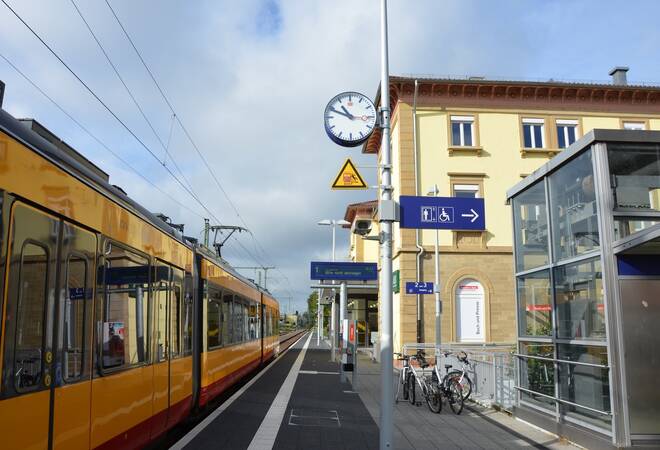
[331, 158, 368, 190]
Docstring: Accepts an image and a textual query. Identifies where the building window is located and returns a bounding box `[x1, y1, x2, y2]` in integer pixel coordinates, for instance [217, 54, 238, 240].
[451, 115, 475, 147]
[453, 184, 480, 198]
[623, 121, 645, 130]
[522, 118, 545, 149]
[556, 120, 578, 148]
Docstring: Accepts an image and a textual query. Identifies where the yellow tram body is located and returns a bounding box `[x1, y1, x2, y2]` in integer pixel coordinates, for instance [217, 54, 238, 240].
[0, 108, 279, 450]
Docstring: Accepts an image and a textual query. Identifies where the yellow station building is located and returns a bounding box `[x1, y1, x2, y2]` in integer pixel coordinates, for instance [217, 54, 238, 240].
[345, 68, 660, 352]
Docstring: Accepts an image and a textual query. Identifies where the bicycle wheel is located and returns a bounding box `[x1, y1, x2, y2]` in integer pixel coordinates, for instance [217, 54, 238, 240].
[448, 370, 473, 400]
[407, 373, 416, 405]
[447, 378, 464, 415]
[426, 382, 442, 413]
[402, 371, 409, 401]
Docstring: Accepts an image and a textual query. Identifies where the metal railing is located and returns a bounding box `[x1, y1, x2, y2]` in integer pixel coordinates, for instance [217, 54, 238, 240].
[402, 343, 516, 412]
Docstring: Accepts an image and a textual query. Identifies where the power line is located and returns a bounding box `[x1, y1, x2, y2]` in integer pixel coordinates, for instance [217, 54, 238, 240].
[104, 0, 296, 296]
[0, 0, 225, 234]
[0, 51, 206, 221]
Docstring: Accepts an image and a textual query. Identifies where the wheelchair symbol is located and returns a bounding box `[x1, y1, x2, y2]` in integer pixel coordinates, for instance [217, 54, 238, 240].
[439, 208, 450, 222]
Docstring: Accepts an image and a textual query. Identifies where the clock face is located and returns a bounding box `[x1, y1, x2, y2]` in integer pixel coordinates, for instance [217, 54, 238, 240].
[323, 91, 377, 147]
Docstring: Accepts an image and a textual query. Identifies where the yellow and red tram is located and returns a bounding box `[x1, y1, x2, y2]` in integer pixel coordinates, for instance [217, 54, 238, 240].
[0, 108, 280, 449]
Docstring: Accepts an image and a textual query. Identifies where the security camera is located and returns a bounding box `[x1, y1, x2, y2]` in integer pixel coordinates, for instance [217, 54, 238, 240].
[352, 218, 373, 236]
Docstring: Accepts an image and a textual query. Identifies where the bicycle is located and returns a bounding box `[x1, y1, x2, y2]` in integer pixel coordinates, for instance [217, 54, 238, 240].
[442, 350, 474, 401]
[430, 354, 465, 414]
[405, 351, 442, 413]
[394, 352, 411, 402]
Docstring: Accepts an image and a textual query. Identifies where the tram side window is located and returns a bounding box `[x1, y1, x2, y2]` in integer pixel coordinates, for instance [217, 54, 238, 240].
[102, 243, 149, 370]
[15, 243, 48, 391]
[233, 297, 244, 343]
[63, 254, 88, 381]
[243, 299, 250, 341]
[249, 301, 258, 340]
[265, 307, 271, 337]
[182, 272, 193, 355]
[171, 268, 183, 358]
[154, 264, 171, 362]
[207, 286, 222, 349]
[222, 291, 233, 345]
[274, 310, 279, 335]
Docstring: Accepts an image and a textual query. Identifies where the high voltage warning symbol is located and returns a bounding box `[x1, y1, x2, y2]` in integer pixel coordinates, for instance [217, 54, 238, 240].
[331, 158, 368, 190]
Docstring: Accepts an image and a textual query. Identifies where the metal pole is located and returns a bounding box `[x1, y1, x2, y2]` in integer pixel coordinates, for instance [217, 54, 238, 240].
[331, 297, 336, 361]
[332, 221, 337, 262]
[379, 1, 394, 447]
[203, 218, 210, 247]
[340, 281, 348, 382]
[317, 288, 322, 346]
[433, 185, 442, 363]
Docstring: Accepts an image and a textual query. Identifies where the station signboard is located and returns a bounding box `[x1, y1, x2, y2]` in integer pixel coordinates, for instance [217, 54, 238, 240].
[310, 261, 378, 281]
[399, 195, 485, 231]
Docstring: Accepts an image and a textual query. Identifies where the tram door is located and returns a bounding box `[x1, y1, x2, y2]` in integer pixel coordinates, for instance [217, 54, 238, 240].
[0, 202, 96, 450]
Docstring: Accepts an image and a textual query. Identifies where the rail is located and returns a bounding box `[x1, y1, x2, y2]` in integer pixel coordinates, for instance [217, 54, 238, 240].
[278, 329, 307, 352]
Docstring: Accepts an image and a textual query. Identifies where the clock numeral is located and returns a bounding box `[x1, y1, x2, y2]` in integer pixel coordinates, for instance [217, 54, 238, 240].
[349, 133, 352, 140]
[358, 97, 363, 103]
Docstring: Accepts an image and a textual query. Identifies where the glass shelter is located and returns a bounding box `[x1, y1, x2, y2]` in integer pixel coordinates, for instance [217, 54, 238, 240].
[507, 129, 660, 449]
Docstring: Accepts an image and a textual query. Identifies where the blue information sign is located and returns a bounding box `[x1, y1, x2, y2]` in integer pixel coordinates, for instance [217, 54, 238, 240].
[405, 282, 434, 294]
[310, 261, 378, 281]
[399, 195, 485, 230]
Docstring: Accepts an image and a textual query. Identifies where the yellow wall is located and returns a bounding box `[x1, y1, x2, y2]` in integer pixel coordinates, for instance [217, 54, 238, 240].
[404, 108, 660, 248]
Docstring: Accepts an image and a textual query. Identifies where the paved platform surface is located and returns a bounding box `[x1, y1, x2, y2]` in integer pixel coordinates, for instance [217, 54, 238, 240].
[170, 332, 580, 449]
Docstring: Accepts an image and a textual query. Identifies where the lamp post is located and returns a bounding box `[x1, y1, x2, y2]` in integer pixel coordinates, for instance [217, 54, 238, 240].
[427, 185, 441, 363]
[317, 219, 350, 349]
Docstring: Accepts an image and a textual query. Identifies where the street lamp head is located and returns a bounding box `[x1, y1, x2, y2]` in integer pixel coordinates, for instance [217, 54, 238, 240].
[427, 184, 439, 196]
[317, 219, 332, 226]
[337, 219, 350, 226]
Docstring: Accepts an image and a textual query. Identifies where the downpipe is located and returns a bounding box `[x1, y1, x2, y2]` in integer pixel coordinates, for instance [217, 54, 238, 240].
[412, 79, 424, 343]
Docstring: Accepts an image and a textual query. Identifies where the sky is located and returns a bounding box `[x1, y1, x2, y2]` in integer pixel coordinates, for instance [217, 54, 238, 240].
[1, 0, 659, 314]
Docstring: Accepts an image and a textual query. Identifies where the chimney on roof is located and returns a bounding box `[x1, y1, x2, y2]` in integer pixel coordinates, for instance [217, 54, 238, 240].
[609, 66, 629, 86]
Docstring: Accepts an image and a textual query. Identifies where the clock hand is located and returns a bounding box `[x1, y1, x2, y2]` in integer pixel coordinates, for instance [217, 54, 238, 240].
[340, 105, 355, 120]
[329, 106, 353, 120]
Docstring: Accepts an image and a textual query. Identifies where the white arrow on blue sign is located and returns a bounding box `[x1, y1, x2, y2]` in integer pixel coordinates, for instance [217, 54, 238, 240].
[399, 195, 485, 230]
[405, 282, 434, 295]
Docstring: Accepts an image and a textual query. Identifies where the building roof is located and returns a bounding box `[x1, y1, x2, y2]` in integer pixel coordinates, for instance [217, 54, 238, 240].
[343, 200, 378, 228]
[506, 129, 660, 200]
[362, 74, 660, 154]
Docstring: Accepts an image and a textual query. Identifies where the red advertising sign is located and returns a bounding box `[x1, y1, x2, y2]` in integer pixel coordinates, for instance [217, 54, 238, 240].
[526, 305, 552, 312]
[349, 322, 355, 343]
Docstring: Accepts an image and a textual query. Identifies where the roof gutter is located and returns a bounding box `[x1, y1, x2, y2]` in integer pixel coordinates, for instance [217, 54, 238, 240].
[412, 79, 424, 343]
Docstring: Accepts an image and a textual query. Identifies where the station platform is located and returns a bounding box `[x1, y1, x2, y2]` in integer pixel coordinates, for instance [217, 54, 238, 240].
[170, 332, 579, 450]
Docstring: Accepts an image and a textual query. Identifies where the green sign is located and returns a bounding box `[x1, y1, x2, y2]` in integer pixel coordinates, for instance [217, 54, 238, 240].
[393, 270, 400, 294]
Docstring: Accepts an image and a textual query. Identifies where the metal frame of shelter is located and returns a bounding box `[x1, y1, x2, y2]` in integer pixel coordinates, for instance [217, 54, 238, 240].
[507, 129, 660, 449]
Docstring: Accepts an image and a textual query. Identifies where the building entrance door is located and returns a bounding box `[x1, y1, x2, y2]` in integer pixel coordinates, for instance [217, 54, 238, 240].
[455, 279, 485, 342]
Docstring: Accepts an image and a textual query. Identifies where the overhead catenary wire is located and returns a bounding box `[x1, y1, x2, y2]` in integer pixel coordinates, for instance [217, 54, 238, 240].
[0, 0, 218, 225]
[105, 0, 296, 299]
[0, 51, 206, 221]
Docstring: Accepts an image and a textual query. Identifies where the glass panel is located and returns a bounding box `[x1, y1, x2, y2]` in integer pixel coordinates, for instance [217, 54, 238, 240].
[608, 143, 660, 211]
[15, 243, 48, 391]
[613, 217, 660, 240]
[182, 272, 193, 355]
[557, 126, 566, 149]
[519, 342, 555, 410]
[555, 258, 606, 340]
[248, 301, 258, 340]
[103, 244, 149, 369]
[207, 286, 222, 349]
[523, 124, 532, 148]
[533, 125, 543, 148]
[222, 292, 232, 344]
[517, 270, 552, 337]
[451, 122, 461, 146]
[558, 344, 611, 428]
[549, 149, 599, 261]
[170, 268, 183, 357]
[567, 126, 576, 146]
[63, 255, 87, 380]
[513, 181, 549, 272]
[463, 122, 473, 146]
[153, 264, 170, 362]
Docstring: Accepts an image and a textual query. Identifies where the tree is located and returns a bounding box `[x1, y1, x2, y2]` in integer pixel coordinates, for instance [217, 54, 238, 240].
[307, 291, 318, 321]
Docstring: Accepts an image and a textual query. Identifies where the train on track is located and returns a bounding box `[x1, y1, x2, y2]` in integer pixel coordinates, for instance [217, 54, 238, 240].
[0, 106, 281, 449]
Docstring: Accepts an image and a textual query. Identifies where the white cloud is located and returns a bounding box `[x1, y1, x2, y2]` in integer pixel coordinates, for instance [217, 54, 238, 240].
[1, 0, 658, 313]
